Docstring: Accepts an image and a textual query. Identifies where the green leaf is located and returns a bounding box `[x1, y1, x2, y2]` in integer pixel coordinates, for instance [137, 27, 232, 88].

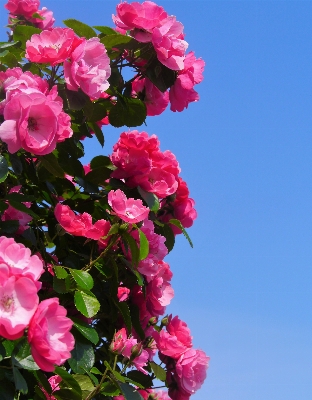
[84, 167, 111, 185]
[108, 223, 119, 236]
[74, 290, 100, 318]
[34, 371, 52, 395]
[155, 223, 175, 253]
[0, 201, 9, 213]
[72, 318, 99, 345]
[54, 266, 69, 279]
[0, 381, 15, 400]
[126, 370, 153, 389]
[12, 340, 39, 370]
[84, 101, 110, 122]
[5, 193, 35, 203]
[100, 381, 120, 396]
[145, 57, 177, 92]
[63, 19, 97, 39]
[150, 361, 166, 381]
[0, 155, 9, 183]
[0, 41, 19, 49]
[116, 301, 132, 335]
[39, 153, 65, 178]
[65, 87, 89, 110]
[54, 389, 82, 400]
[129, 304, 145, 340]
[13, 367, 28, 394]
[0, 220, 19, 234]
[169, 218, 193, 248]
[54, 367, 82, 398]
[0, 51, 19, 67]
[90, 155, 113, 170]
[68, 339, 95, 373]
[93, 26, 116, 35]
[70, 269, 94, 290]
[13, 25, 41, 48]
[34, 385, 48, 400]
[109, 98, 147, 128]
[137, 186, 159, 212]
[9, 153, 23, 175]
[123, 232, 139, 266]
[53, 276, 71, 293]
[100, 34, 133, 51]
[75, 177, 99, 193]
[3, 339, 15, 357]
[87, 121, 105, 147]
[138, 228, 149, 261]
[0, 341, 6, 361]
[119, 383, 144, 400]
[73, 374, 95, 391]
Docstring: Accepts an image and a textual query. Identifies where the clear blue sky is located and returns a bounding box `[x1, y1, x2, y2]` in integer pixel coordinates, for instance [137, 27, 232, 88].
[2, 1, 312, 399]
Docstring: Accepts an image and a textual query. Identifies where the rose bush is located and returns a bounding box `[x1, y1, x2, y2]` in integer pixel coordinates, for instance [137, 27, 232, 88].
[0, 0, 208, 398]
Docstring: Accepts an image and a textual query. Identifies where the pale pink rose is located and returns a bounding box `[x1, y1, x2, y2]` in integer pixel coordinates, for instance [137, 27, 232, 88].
[108, 189, 150, 223]
[117, 286, 130, 302]
[152, 16, 188, 70]
[64, 37, 111, 100]
[28, 298, 75, 372]
[113, 1, 168, 41]
[146, 261, 174, 316]
[110, 327, 127, 353]
[154, 315, 192, 359]
[174, 349, 209, 397]
[54, 203, 110, 240]
[132, 77, 169, 116]
[0, 91, 73, 155]
[0, 236, 43, 282]
[0, 275, 39, 340]
[26, 28, 82, 66]
[169, 51, 205, 112]
[5, 0, 39, 17]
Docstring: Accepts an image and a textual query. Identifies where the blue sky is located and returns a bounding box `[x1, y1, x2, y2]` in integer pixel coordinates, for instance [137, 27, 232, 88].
[2, 1, 312, 399]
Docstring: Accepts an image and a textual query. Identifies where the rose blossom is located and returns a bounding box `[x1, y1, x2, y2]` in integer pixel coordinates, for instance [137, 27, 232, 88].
[64, 37, 111, 99]
[132, 76, 169, 116]
[41, 375, 62, 400]
[28, 298, 75, 372]
[173, 349, 209, 398]
[0, 236, 44, 282]
[0, 274, 39, 340]
[55, 203, 111, 240]
[26, 28, 82, 66]
[108, 189, 150, 223]
[5, 0, 39, 18]
[169, 51, 205, 112]
[154, 315, 192, 359]
[0, 90, 73, 155]
[29, 7, 55, 30]
[117, 286, 130, 302]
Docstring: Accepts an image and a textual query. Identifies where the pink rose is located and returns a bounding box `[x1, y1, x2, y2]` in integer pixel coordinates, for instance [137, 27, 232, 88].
[29, 7, 55, 30]
[152, 16, 188, 70]
[1, 205, 32, 234]
[0, 275, 39, 340]
[132, 77, 169, 116]
[110, 327, 127, 353]
[169, 51, 205, 112]
[169, 349, 209, 400]
[0, 91, 73, 155]
[108, 189, 150, 223]
[55, 203, 111, 240]
[26, 28, 82, 66]
[41, 375, 61, 400]
[154, 315, 192, 359]
[64, 37, 111, 100]
[0, 236, 43, 282]
[5, 0, 39, 17]
[121, 338, 149, 374]
[117, 286, 130, 302]
[28, 298, 75, 372]
[146, 261, 174, 317]
[113, 1, 168, 41]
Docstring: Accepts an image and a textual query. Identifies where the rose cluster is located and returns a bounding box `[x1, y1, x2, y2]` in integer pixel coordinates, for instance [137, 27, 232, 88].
[0, 0, 208, 398]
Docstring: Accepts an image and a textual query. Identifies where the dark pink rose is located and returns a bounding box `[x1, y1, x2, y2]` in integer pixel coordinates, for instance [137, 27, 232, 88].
[117, 286, 130, 302]
[28, 298, 75, 372]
